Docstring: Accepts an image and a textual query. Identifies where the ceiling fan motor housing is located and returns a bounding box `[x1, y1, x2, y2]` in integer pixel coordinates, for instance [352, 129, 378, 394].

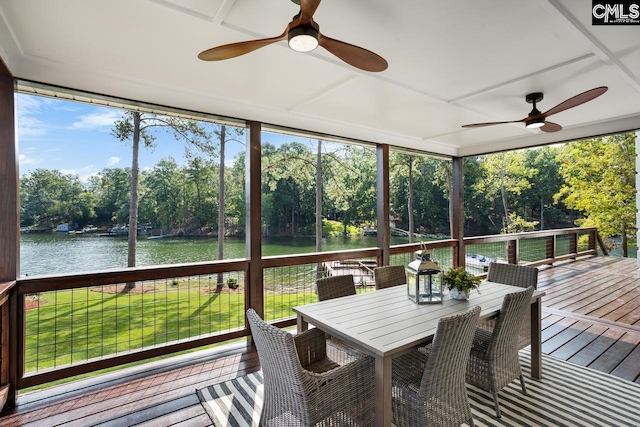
[526, 92, 544, 104]
[288, 25, 320, 52]
[524, 92, 545, 128]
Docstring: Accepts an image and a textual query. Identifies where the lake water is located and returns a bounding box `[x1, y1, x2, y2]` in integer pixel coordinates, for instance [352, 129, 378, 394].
[20, 233, 410, 277]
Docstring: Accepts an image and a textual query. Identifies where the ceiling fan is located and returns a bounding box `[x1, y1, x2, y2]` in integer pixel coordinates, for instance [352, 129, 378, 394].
[461, 86, 608, 133]
[198, 0, 388, 72]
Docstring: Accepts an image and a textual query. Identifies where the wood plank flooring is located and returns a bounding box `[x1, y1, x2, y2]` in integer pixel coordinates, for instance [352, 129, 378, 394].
[0, 343, 261, 426]
[538, 256, 640, 384]
[1, 255, 639, 426]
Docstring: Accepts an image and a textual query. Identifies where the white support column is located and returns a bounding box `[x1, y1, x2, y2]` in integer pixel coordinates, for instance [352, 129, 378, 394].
[636, 131, 640, 270]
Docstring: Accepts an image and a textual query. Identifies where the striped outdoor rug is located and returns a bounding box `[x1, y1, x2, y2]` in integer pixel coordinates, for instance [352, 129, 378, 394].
[196, 350, 640, 427]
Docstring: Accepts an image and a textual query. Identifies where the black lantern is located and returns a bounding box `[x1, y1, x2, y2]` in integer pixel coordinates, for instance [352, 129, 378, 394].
[406, 247, 443, 304]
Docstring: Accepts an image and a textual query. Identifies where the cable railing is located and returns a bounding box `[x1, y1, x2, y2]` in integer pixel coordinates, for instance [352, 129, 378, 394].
[17, 260, 248, 389]
[463, 227, 607, 271]
[7, 227, 607, 394]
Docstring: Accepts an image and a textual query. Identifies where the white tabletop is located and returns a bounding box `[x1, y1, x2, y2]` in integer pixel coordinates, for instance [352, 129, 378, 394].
[294, 281, 544, 427]
[294, 281, 542, 358]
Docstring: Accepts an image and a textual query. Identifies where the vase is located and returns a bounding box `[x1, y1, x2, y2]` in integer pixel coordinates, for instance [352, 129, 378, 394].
[449, 288, 470, 300]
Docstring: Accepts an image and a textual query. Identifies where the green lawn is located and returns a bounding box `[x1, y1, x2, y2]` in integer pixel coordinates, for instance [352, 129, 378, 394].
[26, 283, 315, 373]
[23, 236, 594, 389]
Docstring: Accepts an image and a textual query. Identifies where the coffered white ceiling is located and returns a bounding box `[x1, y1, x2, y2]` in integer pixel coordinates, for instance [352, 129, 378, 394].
[1, 0, 639, 156]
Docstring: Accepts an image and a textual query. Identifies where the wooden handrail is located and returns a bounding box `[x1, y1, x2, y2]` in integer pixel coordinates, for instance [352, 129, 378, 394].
[262, 248, 381, 268]
[388, 239, 458, 255]
[17, 259, 249, 294]
[8, 227, 609, 395]
[0, 281, 16, 306]
[463, 227, 599, 243]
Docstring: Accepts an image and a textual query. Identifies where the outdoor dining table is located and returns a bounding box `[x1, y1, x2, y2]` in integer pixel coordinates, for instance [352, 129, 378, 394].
[294, 281, 545, 427]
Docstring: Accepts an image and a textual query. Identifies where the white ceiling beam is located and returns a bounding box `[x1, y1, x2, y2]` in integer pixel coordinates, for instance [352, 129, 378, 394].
[148, 0, 216, 22]
[214, 0, 238, 26]
[542, 0, 640, 92]
[449, 53, 596, 103]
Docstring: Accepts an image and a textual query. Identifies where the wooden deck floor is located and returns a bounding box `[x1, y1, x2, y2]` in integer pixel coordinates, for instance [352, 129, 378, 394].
[2, 255, 639, 426]
[538, 256, 640, 383]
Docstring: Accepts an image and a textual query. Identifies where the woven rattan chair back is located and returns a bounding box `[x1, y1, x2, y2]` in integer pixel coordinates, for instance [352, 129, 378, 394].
[483, 262, 538, 350]
[246, 309, 310, 425]
[316, 274, 356, 301]
[420, 306, 481, 414]
[487, 286, 535, 358]
[391, 306, 481, 427]
[246, 309, 375, 426]
[373, 265, 406, 290]
[487, 262, 538, 289]
[466, 286, 535, 417]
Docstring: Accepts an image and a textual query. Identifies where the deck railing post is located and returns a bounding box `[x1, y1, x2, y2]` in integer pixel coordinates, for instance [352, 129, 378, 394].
[376, 144, 390, 266]
[451, 157, 464, 268]
[0, 285, 15, 411]
[0, 56, 18, 410]
[588, 230, 596, 252]
[546, 236, 556, 264]
[507, 240, 518, 264]
[245, 121, 263, 319]
[570, 232, 578, 259]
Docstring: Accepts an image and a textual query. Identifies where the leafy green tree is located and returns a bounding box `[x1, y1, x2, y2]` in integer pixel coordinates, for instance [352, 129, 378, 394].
[433, 157, 489, 235]
[324, 145, 376, 233]
[262, 141, 316, 235]
[555, 133, 636, 256]
[87, 167, 131, 224]
[21, 169, 94, 227]
[523, 147, 564, 229]
[412, 157, 451, 235]
[185, 155, 218, 230]
[474, 151, 536, 233]
[390, 153, 423, 242]
[501, 212, 539, 234]
[139, 158, 183, 231]
[215, 125, 244, 286]
[226, 151, 246, 230]
[111, 111, 213, 288]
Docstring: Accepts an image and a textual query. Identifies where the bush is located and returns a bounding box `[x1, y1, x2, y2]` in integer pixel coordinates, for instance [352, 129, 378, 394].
[226, 277, 238, 289]
[322, 219, 344, 236]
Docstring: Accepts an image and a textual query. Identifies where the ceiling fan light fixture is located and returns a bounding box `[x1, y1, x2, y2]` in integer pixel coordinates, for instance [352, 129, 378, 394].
[288, 26, 319, 52]
[525, 117, 545, 129]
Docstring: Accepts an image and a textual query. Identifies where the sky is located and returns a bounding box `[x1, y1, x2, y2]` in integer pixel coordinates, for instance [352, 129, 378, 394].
[16, 93, 306, 181]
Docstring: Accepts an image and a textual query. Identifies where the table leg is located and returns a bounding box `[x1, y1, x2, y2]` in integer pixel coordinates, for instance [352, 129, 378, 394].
[530, 297, 542, 379]
[296, 314, 308, 333]
[374, 355, 392, 427]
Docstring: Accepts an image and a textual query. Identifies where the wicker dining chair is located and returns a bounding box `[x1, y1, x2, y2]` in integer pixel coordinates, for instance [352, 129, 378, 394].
[373, 265, 407, 290]
[479, 262, 538, 349]
[315, 274, 366, 361]
[316, 274, 356, 301]
[246, 309, 375, 426]
[487, 262, 538, 289]
[391, 306, 481, 427]
[466, 286, 535, 418]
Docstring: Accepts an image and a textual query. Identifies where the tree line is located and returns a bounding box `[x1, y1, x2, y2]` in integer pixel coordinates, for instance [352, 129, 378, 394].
[20, 123, 637, 253]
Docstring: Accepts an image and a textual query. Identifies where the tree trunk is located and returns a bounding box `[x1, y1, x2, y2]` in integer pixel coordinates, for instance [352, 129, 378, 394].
[316, 140, 323, 279]
[407, 157, 414, 243]
[124, 112, 141, 291]
[540, 194, 545, 230]
[499, 157, 510, 228]
[217, 125, 226, 291]
[291, 192, 295, 235]
[445, 163, 453, 236]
